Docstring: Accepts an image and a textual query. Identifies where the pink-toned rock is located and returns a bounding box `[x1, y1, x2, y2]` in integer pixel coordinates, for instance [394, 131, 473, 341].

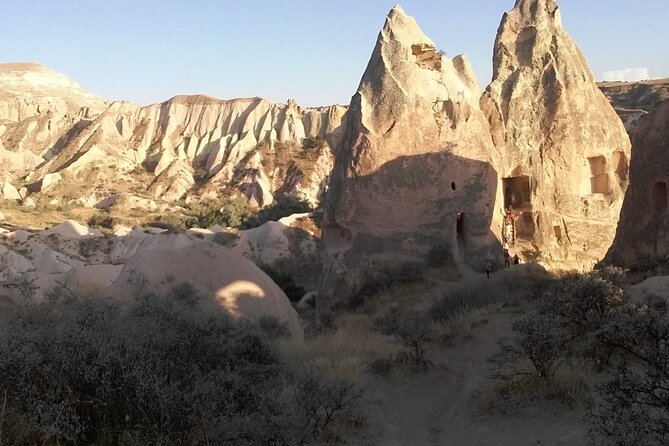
[109, 241, 303, 338]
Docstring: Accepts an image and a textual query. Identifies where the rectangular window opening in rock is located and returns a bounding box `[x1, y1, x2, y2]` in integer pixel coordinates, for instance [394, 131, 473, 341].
[652, 181, 668, 209]
[502, 176, 532, 210]
[588, 156, 610, 194]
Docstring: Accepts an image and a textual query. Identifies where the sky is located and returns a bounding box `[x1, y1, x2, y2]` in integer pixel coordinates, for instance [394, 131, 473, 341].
[2, 1, 668, 107]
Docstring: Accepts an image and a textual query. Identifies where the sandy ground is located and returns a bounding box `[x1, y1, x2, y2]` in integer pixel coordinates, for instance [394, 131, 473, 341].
[361, 267, 590, 446]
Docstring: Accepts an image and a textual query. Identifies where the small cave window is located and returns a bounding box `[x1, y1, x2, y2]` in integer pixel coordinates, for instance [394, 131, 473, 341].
[502, 176, 531, 209]
[588, 156, 610, 194]
[411, 43, 442, 71]
[652, 181, 668, 209]
[553, 225, 563, 242]
[451, 182, 456, 191]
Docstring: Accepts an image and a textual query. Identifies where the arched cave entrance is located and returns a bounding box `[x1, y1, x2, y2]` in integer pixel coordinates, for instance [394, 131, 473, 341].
[652, 181, 668, 209]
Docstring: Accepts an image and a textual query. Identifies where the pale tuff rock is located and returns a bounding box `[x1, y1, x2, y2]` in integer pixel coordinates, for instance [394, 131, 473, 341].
[0, 62, 347, 207]
[605, 99, 669, 265]
[481, 0, 631, 269]
[232, 213, 321, 290]
[0, 63, 107, 176]
[109, 243, 303, 338]
[320, 5, 500, 301]
[0, 224, 302, 337]
[0, 182, 21, 200]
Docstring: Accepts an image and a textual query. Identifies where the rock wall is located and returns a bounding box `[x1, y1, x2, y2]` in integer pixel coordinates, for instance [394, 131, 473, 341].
[319, 6, 501, 303]
[481, 0, 631, 270]
[605, 99, 669, 264]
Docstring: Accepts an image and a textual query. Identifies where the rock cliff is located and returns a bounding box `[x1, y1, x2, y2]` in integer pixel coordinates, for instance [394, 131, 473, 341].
[0, 63, 346, 208]
[481, 0, 631, 269]
[320, 6, 501, 303]
[605, 99, 669, 265]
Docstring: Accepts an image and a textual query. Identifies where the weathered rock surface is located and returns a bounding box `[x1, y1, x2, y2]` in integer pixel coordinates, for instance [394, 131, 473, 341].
[320, 6, 501, 302]
[605, 99, 669, 265]
[598, 78, 669, 133]
[0, 63, 108, 176]
[0, 222, 302, 337]
[231, 213, 322, 291]
[0, 63, 346, 208]
[481, 0, 631, 269]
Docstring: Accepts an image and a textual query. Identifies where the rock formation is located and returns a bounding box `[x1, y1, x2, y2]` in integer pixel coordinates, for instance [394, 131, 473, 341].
[605, 99, 669, 265]
[0, 220, 302, 337]
[319, 6, 501, 302]
[481, 0, 631, 269]
[0, 63, 347, 209]
[598, 78, 669, 133]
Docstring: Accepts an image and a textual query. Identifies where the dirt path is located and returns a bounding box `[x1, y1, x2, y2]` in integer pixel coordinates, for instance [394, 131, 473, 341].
[363, 268, 590, 446]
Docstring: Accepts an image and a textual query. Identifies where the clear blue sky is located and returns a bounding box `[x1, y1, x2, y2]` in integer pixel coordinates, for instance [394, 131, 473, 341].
[2, 1, 667, 107]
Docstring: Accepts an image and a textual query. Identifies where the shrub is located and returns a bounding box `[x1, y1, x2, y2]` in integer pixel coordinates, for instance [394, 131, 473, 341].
[87, 213, 114, 229]
[259, 263, 305, 302]
[0, 285, 365, 445]
[489, 314, 568, 381]
[591, 296, 669, 445]
[375, 308, 432, 368]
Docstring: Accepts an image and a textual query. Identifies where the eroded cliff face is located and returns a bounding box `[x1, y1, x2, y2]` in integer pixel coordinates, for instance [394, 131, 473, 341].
[605, 99, 669, 265]
[0, 63, 346, 208]
[0, 63, 108, 179]
[320, 6, 501, 302]
[481, 0, 631, 269]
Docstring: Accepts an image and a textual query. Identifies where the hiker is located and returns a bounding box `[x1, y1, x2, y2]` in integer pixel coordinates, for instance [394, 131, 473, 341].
[513, 254, 520, 265]
[504, 251, 510, 268]
[485, 260, 492, 279]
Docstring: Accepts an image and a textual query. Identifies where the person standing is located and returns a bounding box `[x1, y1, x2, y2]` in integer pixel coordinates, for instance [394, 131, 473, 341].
[485, 260, 492, 279]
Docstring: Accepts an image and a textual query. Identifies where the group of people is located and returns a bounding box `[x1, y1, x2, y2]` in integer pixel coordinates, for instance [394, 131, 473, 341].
[484, 244, 521, 279]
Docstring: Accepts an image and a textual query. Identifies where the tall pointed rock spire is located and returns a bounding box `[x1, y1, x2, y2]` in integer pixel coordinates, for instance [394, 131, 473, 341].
[481, 0, 631, 269]
[320, 5, 500, 303]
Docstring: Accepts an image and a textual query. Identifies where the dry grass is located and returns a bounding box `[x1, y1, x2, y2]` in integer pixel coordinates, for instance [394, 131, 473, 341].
[0, 200, 102, 230]
[281, 313, 399, 382]
[475, 360, 594, 414]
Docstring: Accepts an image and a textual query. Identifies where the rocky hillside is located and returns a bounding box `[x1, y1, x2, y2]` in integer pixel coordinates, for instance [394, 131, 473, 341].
[0, 63, 347, 210]
[597, 78, 669, 132]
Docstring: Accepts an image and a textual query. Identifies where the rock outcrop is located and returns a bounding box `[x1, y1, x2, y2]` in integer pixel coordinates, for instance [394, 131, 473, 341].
[605, 99, 669, 265]
[598, 78, 669, 133]
[0, 63, 108, 176]
[0, 63, 347, 209]
[0, 222, 302, 337]
[320, 6, 501, 302]
[481, 0, 631, 269]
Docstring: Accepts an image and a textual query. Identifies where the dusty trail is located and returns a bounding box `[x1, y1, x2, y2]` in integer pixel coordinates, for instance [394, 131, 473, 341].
[363, 267, 590, 446]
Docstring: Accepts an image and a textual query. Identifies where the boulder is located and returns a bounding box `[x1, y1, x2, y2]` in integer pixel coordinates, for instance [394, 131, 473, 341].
[109, 241, 303, 338]
[0, 182, 21, 200]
